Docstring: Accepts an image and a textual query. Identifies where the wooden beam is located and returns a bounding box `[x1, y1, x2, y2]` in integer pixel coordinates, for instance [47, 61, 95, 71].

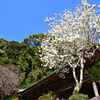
[29, 95, 33, 100]
[56, 78, 90, 93]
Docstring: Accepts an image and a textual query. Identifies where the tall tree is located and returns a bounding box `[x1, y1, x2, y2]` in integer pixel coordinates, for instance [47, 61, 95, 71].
[18, 33, 50, 88]
[40, 0, 100, 93]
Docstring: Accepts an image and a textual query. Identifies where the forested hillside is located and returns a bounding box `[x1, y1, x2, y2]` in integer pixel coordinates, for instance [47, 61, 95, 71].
[0, 33, 53, 99]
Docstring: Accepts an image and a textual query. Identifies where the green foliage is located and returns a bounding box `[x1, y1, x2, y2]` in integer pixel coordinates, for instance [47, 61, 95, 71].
[4, 95, 18, 100]
[0, 34, 54, 99]
[17, 33, 50, 88]
[6, 41, 21, 65]
[85, 61, 100, 82]
[0, 56, 12, 66]
[12, 98, 19, 100]
[0, 38, 12, 66]
[67, 93, 89, 100]
[4, 94, 26, 100]
[38, 91, 55, 100]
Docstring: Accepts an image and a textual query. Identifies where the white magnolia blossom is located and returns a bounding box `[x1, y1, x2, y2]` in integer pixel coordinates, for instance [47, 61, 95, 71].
[40, 0, 100, 93]
[98, 5, 100, 8]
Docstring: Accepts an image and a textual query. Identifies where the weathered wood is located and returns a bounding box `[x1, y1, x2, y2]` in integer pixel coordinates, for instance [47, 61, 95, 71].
[92, 82, 99, 97]
[92, 95, 100, 100]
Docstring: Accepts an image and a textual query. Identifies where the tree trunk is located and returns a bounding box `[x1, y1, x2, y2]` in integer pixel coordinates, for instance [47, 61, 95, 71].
[73, 58, 84, 94]
[73, 82, 82, 94]
[92, 82, 99, 97]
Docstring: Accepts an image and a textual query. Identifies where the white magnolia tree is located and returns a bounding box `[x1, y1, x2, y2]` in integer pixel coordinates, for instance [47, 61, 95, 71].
[40, 0, 100, 93]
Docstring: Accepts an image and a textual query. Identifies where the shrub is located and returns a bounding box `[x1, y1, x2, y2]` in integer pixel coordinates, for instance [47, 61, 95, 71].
[38, 91, 55, 100]
[67, 93, 89, 100]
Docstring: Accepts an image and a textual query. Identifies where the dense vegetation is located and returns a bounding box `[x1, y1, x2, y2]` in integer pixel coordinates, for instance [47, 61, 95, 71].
[0, 33, 53, 99]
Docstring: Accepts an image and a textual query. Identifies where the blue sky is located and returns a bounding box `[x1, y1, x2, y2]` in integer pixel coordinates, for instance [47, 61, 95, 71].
[0, 0, 100, 43]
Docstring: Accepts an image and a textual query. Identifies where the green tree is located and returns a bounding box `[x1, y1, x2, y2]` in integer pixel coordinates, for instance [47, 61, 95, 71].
[18, 33, 52, 88]
[5, 41, 21, 65]
[85, 61, 100, 82]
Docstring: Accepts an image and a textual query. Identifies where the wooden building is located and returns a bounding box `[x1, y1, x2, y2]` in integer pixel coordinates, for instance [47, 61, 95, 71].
[19, 49, 100, 100]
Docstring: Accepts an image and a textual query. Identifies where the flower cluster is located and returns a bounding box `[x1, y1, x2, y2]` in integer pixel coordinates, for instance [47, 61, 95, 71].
[40, 0, 100, 69]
